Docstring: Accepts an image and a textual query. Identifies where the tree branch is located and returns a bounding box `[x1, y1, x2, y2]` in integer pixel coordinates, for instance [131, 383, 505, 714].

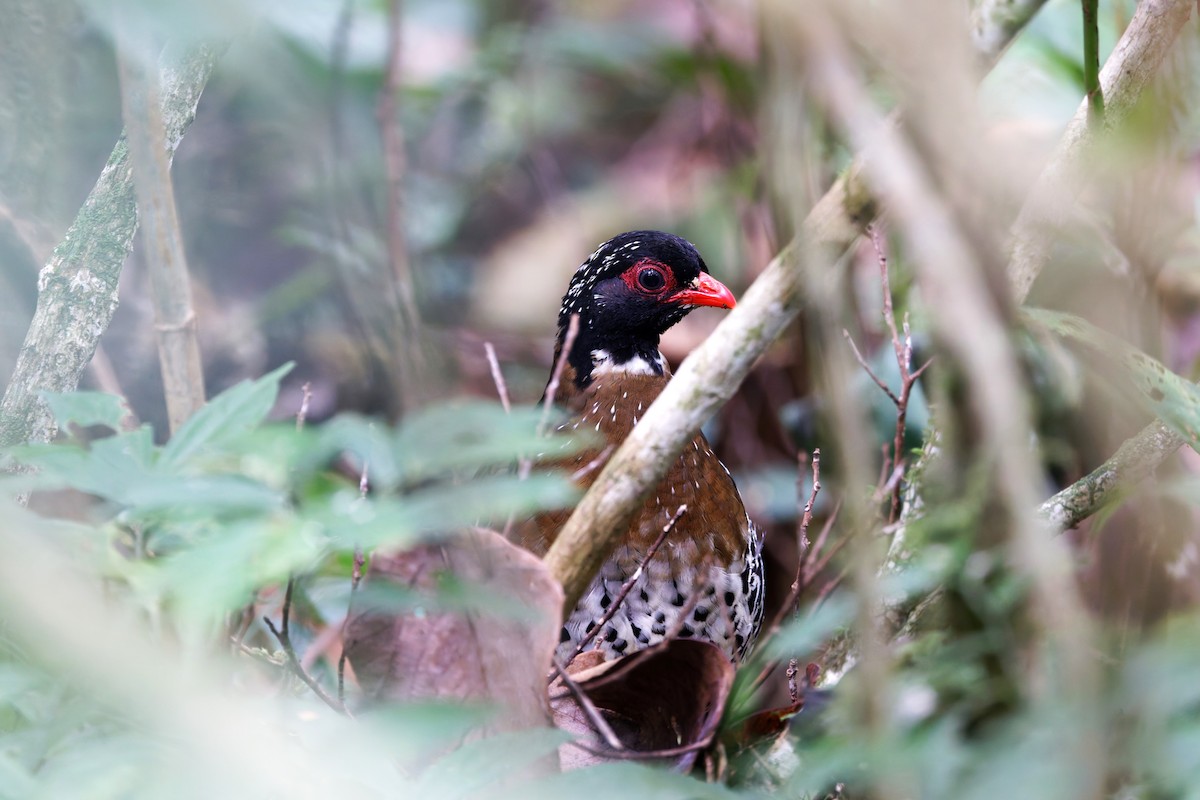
[117, 27, 207, 433]
[1040, 420, 1183, 529]
[971, 0, 1052, 65]
[1007, 0, 1193, 302]
[0, 42, 223, 448]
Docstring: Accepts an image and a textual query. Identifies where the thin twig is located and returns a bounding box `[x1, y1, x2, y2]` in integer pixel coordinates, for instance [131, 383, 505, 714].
[296, 382, 312, 430]
[869, 226, 904, 372]
[264, 612, 351, 717]
[338, 547, 366, 704]
[553, 661, 626, 751]
[802, 501, 842, 583]
[281, 579, 293, 640]
[570, 444, 615, 482]
[511, 314, 582, 518]
[539, 314, 581, 437]
[377, 0, 422, 383]
[750, 454, 834, 694]
[569, 505, 688, 662]
[339, 457, 371, 702]
[1081, 0, 1105, 125]
[806, 523, 852, 585]
[781, 455, 826, 623]
[796, 449, 821, 554]
[865, 224, 932, 522]
[843, 331, 900, 406]
[483, 342, 512, 414]
[264, 580, 351, 715]
[786, 658, 800, 705]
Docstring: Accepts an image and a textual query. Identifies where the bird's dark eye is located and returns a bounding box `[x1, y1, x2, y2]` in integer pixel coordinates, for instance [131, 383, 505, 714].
[637, 267, 666, 292]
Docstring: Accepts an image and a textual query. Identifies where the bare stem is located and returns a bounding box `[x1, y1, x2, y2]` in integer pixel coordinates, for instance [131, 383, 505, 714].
[377, 0, 423, 411]
[262, 580, 351, 716]
[338, 547, 367, 704]
[296, 382, 312, 430]
[552, 662, 626, 751]
[484, 342, 512, 414]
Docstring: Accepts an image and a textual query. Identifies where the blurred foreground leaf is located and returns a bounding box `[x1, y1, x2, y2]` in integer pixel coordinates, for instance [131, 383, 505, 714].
[39, 390, 131, 431]
[1025, 308, 1200, 447]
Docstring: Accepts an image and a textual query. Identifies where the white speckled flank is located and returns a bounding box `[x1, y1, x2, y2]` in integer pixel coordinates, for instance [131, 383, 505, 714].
[558, 526, 764, 664]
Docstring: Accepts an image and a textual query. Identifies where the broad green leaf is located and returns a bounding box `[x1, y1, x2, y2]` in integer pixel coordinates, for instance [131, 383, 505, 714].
[766, 592, 857, 660]
[308, 473, 579, 551]
[512, 762, 743, 800]
[151, 517, 324, 622]
[358, 702, 498, 759]
[12, 427, 157, 504]
[1024, 309, 1200, 447]
[0, 752, 37, 798]
[414, 728, 570, 800]
[122, 474, 286, 518]
[394, 401, 593, 483]
[314, 414, 401, 490]
[160, 362, 294, 469]
[40, 391, 131, 432]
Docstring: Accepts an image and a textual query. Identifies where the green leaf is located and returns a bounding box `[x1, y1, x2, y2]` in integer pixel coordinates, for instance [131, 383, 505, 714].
[314, 414, 402, 490]
[12, 427, 157, 504]
[513, 762, 742, 800]
[414, 728, 570, 800]
[394, 401, 593, 483]
[0, 752, 37, 798]
[151, 517, 324, 623]
[122, 474, 286, 518]
[1024, 309, 1200, 448]
[309, 473, 579, 551]
[160, 362, 294, 469]
[40, 391, 130, 432]
[766, 592, 857, 660]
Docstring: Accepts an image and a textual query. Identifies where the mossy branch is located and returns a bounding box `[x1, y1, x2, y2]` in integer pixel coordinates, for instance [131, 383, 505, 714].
[0, 42, 222, 449]
[1040, 420, 1183, 529]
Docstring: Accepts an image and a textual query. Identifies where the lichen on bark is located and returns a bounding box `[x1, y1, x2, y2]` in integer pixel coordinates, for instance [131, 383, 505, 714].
[0, 43, 222, 449]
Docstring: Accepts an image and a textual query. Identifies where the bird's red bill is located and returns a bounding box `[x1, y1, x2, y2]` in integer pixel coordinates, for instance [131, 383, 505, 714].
[672, 272, 736, 310]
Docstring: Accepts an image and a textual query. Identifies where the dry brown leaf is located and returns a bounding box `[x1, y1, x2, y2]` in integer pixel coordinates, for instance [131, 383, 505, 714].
[344, 527, 563, 740]
[550, 639, 734, 772]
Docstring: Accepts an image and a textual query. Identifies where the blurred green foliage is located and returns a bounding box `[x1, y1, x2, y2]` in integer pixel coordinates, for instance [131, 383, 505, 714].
[3, 0, 1200, 797]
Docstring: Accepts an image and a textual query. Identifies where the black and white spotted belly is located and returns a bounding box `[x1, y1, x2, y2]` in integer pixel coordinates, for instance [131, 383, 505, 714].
[556, 529, 765, 664]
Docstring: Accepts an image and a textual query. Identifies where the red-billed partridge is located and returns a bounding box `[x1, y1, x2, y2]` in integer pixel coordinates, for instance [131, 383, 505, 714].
[521, 230, 764, 665]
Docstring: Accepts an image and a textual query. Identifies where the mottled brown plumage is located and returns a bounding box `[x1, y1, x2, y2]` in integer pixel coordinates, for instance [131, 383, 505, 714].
[520, 231, 764, 664]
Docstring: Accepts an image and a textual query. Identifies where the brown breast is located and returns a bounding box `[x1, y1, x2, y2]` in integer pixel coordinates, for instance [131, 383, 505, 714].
[518, 363, 749, 574]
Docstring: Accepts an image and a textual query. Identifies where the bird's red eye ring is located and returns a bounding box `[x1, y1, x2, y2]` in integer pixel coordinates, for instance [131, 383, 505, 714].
[637, 266, 667, 293]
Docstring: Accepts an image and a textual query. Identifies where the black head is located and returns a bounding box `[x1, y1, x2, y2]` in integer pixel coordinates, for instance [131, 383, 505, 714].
[555, 231, 735, 387]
